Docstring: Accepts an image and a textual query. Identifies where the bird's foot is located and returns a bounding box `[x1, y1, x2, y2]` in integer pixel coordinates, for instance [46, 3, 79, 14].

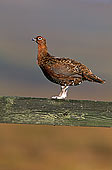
[51, 86, 69, 99]
[51, 95, 66, 99]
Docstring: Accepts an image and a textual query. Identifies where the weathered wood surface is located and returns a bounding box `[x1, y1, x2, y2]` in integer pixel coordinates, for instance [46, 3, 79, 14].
[0, 96, 112, 127]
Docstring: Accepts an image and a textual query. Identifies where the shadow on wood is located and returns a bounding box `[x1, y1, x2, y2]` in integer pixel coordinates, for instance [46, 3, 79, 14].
[0, 96, 112, 127]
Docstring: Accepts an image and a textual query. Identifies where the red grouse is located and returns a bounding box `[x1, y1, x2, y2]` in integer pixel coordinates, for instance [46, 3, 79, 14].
[32, 36, 105, 99]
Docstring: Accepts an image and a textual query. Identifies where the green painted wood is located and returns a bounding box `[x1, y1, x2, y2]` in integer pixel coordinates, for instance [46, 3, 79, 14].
[0, 96, 112, 127]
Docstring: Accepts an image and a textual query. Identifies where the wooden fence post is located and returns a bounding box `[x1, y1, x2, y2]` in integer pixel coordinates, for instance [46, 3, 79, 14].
[0, 96, 112, 127]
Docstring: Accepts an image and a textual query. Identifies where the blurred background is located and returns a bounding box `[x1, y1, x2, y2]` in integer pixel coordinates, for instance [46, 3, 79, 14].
[0, 1, 112, 170]
[0, 0, 112, 101]
[0, 124, 112, 170]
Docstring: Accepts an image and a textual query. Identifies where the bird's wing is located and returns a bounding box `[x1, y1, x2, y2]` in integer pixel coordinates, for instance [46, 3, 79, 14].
[49, 58, 82, 77]
[45, 56, 104, 83]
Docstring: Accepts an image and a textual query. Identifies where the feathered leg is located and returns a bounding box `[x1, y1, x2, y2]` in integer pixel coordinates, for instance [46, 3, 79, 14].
[52, 86, 69, 99]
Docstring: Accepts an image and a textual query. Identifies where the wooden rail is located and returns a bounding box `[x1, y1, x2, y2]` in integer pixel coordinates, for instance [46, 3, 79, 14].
[0, 96, 112, 127]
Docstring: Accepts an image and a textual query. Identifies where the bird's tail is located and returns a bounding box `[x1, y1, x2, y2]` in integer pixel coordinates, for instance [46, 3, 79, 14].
[84, 73, 105, 84]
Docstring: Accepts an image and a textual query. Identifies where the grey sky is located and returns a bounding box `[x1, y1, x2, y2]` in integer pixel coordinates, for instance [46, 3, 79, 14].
[0, 0, 112, 100]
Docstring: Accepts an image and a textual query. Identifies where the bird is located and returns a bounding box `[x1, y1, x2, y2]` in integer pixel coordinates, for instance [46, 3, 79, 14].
[32, 35, 105, 99]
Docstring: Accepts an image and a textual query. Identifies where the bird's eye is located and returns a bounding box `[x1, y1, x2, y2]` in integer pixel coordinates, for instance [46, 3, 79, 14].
[38, 37, 42, 40]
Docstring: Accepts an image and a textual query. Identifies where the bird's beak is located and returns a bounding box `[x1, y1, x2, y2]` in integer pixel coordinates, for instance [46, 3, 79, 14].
[32, 38, 36, 42]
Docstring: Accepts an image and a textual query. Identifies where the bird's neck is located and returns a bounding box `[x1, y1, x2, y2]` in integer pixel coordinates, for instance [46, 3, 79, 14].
[37, 44, 48, 65]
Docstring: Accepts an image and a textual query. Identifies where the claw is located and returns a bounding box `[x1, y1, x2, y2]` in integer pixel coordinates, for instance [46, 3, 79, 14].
[51, 96, 66, 99]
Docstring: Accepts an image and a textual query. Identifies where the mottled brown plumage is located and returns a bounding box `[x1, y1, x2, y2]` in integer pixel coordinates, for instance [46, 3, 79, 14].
[32, 36, 105, 99]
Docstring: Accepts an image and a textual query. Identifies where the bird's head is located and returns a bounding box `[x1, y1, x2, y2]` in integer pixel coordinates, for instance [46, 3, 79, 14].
[32, 36, 46, 45]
